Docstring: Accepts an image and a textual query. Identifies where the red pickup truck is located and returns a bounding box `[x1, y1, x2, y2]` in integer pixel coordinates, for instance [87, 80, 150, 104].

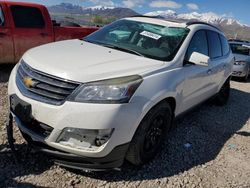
[0, 1, 98, 64]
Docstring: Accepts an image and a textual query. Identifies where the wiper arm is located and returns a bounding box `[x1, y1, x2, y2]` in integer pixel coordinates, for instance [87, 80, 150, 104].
[82, 40, 144, 57]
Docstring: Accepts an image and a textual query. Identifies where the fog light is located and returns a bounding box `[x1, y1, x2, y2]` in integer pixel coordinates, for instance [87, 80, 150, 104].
[56, 128, 113, 150]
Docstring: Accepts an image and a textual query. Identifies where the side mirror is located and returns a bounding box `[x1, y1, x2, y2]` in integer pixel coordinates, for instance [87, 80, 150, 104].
[187, 52, 210, 66]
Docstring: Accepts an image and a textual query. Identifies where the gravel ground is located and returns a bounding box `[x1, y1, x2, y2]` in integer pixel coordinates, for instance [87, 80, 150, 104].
[0, 65, 250, 188]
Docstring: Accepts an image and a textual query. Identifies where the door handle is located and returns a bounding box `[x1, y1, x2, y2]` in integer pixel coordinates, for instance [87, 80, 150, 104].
[40, 32, 49, 37]
[223, 64, 227, 69]
[207, 69, 212, 75]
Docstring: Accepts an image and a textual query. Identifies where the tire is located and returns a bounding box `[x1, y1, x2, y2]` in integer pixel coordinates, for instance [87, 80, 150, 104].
[214, 79, 230, 106]
[243, 67, 249, 82]
[126, 102, 173, 165]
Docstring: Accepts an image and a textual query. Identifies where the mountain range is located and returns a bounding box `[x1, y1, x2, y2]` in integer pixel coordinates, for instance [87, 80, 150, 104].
[48, 3, 250, 40]
[145, 10, 250, 40]
[48, 3, 138, 19]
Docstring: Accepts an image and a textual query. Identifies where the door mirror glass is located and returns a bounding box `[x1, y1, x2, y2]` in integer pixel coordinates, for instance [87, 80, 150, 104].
[188, 52, 210, 66]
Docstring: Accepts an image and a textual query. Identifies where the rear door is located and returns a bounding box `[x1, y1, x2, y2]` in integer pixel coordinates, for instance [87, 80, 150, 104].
[9, 5, 53, 62]
[0, 4, 14, 63]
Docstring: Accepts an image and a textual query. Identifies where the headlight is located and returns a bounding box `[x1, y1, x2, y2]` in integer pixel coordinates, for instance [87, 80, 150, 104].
[56, 128, 114, 151]
[68, 75, 143, 103]
[234, 61, 246, 66]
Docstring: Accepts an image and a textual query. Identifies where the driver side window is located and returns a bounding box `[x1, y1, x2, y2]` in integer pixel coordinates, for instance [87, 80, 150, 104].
[0, 6, 4, 26]
[186, 30, 208, 60]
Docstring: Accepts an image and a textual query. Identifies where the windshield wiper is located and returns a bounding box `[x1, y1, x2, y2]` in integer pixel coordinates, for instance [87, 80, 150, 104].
[82, 39, 144, 57]
[101, 44, 144, 57]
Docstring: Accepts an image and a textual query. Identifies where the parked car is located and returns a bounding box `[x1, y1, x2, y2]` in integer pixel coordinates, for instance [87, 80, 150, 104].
[229, 40, 250, 81]
[8, 17, 234, 170]
[0, 1, 98, 64]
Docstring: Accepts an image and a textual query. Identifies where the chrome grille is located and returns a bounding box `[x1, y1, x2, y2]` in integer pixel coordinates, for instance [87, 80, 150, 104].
[16, 61, 80, 105]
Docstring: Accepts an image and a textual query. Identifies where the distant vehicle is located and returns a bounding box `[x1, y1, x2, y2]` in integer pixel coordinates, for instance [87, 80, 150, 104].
[8, 17, 233, 170]
[0, 1, 98, 64]
[229, 40, 250, 81]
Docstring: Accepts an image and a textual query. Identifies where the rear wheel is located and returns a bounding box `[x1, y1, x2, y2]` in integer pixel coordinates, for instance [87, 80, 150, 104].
[243, 67, 249, 82]
[126, 102, 173, 165]
[214, 79, 230, 106]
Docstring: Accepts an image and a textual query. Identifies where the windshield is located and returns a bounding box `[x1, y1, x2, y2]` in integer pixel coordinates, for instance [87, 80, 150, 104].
[230, 43, 250, 55]
[84, 19, 189, 61]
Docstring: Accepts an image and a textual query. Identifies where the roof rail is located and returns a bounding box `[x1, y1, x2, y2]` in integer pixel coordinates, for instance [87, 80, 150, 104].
[186, 21, 221, 31]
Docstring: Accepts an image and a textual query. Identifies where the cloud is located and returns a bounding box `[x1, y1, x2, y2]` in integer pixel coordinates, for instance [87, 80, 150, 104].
[149, 1, 182, 9]
[122, 0, 144, 8]
[89, 0, 115, 6]
[186, 3, 199, 10]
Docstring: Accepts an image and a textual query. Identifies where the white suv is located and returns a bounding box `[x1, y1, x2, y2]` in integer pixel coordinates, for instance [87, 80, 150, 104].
[8, 17, 234, 170]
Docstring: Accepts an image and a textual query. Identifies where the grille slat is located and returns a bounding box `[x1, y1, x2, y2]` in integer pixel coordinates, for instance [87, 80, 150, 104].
[16, 61, 80, 105]
[19, 63, 77, 90]
[36, 83, 72, 96]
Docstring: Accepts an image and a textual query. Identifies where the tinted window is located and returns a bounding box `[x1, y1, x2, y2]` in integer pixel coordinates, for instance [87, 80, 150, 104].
[84, 19, 189, 61]
[230, 43, 250, 55]
[220, 35, 230, 56]
[0, 6, 4, 26]
[186, 30, 208, 60]
[207, 31, 222, 59]
[11, 6, 45, 28]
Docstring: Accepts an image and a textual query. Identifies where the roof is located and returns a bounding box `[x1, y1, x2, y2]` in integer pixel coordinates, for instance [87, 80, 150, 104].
[127, 15, 221, 31]
[125, 16, 187, 28]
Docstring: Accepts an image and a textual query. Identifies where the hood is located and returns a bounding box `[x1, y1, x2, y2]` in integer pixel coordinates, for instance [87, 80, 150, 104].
[22, 39, 165, 83]
[233, 53, 250, 62]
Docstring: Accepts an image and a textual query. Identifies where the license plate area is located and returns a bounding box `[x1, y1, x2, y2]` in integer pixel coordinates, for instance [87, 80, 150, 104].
[10, 94, 32, 122]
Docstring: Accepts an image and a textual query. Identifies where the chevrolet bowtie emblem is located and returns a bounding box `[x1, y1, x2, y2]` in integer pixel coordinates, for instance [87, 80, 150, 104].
[23, 76, 38, 88]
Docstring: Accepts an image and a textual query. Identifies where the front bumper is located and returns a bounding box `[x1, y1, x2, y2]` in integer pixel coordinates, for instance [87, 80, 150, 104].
[18, 123, 129, 171]
[8, 65, 143, 158]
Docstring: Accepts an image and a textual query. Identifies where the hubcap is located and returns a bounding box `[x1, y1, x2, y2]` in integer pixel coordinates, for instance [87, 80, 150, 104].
[144, 115, 165, 153]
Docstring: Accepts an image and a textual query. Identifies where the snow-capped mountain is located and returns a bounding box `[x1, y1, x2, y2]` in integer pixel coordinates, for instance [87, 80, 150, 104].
[84, 5, 115, 11]
[48, 4, 250, 40]
[49, 3, 138, 19]
[145, 10, 247, 27]
[145, 10, 250, 40]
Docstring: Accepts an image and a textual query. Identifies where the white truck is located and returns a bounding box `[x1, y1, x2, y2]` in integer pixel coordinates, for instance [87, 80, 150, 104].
[8, 16, 234, 170]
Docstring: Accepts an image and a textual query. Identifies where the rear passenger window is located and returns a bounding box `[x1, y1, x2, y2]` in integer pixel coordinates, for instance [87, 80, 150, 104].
[11, 5, 45, 28]
[0, 6, 4, 26]
[186, 30, 208, 60]
[207, 31, 222, 59]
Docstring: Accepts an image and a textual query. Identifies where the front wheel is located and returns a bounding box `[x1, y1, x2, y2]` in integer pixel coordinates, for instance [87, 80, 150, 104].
[126, 102, 173, 165]
[214, 79, 230, 106]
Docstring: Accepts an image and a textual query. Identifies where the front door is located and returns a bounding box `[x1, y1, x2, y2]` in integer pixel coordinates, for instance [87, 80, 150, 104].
[181, 30, 212, 112]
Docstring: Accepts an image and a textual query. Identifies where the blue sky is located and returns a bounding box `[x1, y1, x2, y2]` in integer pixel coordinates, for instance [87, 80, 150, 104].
[8, 0, 250, 25]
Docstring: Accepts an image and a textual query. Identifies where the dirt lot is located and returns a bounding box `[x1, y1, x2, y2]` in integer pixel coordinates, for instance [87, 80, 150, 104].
[0, 65, 250, 188]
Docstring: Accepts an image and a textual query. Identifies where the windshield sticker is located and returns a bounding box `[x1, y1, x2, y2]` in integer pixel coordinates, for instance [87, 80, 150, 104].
[140, 31, 162, 40]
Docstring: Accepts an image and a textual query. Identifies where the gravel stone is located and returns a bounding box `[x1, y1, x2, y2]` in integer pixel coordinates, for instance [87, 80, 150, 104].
[0, 65, 250, 187]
